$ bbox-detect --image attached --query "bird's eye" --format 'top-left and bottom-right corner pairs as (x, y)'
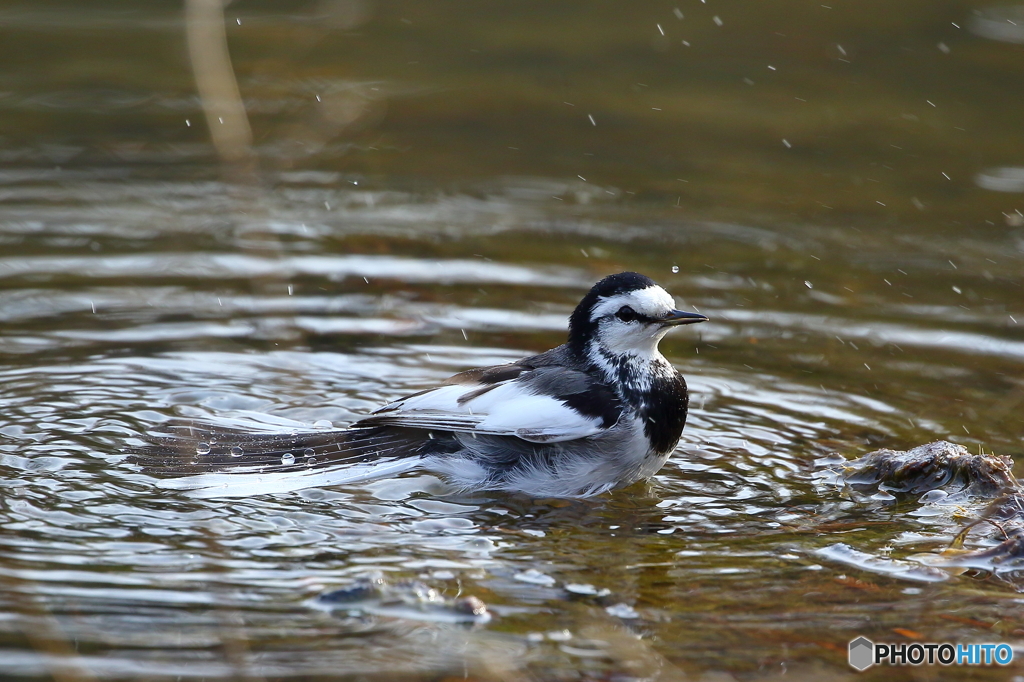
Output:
(615, 305), (638, 322)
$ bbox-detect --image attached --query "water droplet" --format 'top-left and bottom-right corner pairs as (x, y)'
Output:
(920, 489), (948, 504)
(306, 456), (318, 466)
(196, 442), (211, 455)
(671, 265), (679, 273)
(281, 453), (296, 465)
(209, 436), (217, 444)
(303, 448), (315, 457)
(230, 446), (244, 457)
(313, 419), (333, 430)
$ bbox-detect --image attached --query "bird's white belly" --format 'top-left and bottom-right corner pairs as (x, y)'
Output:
(424, 416), (670, 498)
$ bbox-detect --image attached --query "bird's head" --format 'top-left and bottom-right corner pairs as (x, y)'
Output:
(568, 272), (708, 360)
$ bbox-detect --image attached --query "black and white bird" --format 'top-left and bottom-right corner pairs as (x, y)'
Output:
(139, 272), (708, 499)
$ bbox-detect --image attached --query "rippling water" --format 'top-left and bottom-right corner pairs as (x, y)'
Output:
(3, 1), (1024, 680)
(3, 173), (1022, 679)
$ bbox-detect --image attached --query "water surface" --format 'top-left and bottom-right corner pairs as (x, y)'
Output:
(2, 1), (1024, 680)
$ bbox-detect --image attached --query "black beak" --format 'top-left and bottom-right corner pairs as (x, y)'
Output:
(662, 309), (709, 326)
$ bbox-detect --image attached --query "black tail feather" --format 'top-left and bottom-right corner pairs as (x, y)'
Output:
(124, 421), (454, 477)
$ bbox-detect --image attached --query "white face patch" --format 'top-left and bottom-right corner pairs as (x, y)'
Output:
(588, 285), (679, 358)
(589, 285), (676, 321)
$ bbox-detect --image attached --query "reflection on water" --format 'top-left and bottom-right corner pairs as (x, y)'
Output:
(2, 1), (1024, 680)
(970, 5), (1024, 44)
(976, 166), (1024, 194)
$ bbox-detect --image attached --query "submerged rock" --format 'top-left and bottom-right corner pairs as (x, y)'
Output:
(842, 441), (1017, 499)
(315, 574), (491, 624)
(826, 441), (1024, 587)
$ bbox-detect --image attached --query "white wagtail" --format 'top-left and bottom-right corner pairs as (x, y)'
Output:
(147, 272), (708, 498)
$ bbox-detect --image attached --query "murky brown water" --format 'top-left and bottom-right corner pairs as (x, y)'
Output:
(2, 1), (1024, 680)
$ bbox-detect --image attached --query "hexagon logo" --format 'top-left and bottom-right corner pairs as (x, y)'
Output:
(848, 636), (875, 671)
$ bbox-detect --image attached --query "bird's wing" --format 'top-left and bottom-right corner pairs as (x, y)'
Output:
(356, 365), (622, 444)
